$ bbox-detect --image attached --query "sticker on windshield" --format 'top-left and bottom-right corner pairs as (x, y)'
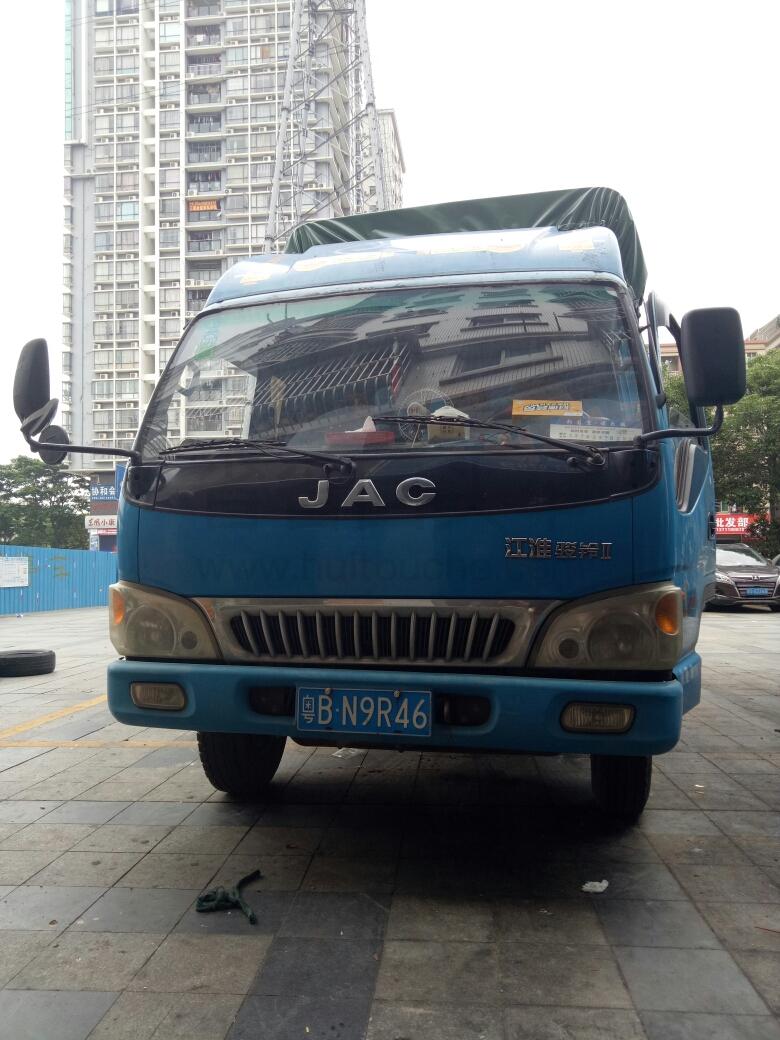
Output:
(549, 423), (642, 442)
(513, 400), (583, 417)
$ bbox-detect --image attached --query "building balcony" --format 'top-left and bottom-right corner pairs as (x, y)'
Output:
(186, 242), (223, 255)
(186, 93), (225, 109)
(187, 181), (225, 196)
(187, 147), (224, 165)
(187, 122), (223, 136)
(186, 63), (224, 80)
(186, 31), (223, 49)
(186, 2), (223, 18)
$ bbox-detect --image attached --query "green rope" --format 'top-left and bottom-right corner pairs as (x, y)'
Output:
(196, 869), (262, 925)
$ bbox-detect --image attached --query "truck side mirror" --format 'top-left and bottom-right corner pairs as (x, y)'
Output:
(679, 308), (746, 407)
(14, 338), (55, 428)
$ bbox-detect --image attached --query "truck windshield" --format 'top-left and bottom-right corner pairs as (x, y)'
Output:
(136, 282), (649, 461)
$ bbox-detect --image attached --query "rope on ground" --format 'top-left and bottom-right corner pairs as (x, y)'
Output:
(195, 868), (262, 925)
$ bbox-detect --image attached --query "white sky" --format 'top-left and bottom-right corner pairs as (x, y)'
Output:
(1, 0), (777, 462)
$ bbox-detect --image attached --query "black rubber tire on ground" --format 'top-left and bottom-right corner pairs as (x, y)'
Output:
(769, 604), (780, 612)
(197, 731), (286, 799)
(0, 650), (56, 678)
(590, 754), (652, 820)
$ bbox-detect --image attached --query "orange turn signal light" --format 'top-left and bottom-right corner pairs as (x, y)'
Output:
(654, 591), (681, 636)
(110, 586), (126, 626)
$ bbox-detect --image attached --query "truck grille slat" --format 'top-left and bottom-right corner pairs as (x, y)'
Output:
(222, 603), (524, 666)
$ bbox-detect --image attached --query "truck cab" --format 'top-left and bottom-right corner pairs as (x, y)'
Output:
(13, 187), (746, 818)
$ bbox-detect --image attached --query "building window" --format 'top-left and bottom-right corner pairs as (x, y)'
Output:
(160, 110), (181, 129)
(117, 83), (140, 103)
(117, 229), (139, 249)
(116, 260), (139, 280)
(95, 232), (114, 251)
(95, 202), (114, 222)
(160, 228), (180, 249)
(116, 142), (139, 161)
(94, 261), (113, 281)
(225, 193), (248, 212)
(117, 171), (139, 191)
(94, 56), (114, 76)
(160, 22), (181, 44)
(117, 25), (139, 46)
(116, 55), (139, 75)
(226, 105), (248, 125)
(117, 319), (138, 338)
(160, 317), (181, 337)
(160, 169), (181, 190)
(226, 165), (248, 185)
(117, 201), (139, 222)
(117, 113), (140, 134)
(227, 224), (248, 245)
(94, 321), (114, 339)
(116, 289), (138, 308)
(160, 258), (181, 279)
(160, 197), (179, 217)
(160, 80), (181, 102)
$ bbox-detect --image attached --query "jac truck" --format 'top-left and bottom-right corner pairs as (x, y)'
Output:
(13, 187), (746, 818)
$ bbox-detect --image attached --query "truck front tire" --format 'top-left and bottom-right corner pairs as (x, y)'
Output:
(197, 732), (286, 799)
(590, 754), (652, 820)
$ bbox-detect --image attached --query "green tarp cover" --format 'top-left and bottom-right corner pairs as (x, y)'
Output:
(285, 186), (647, 300)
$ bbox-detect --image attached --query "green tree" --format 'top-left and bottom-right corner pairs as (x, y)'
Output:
(0, 457), (90, 549)
(664, 349), (780, 556)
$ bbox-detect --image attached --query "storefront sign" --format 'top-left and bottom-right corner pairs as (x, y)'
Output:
(85, 516), (118, 532)
(715, 513), (760, 534)
(90, 484), (117, 501)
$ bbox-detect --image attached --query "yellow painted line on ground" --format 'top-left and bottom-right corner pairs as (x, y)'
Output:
(0, 694), (107, 742)
(0, 738), (197, 749)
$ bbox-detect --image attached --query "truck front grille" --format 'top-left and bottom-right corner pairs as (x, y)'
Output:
(197, 598), (557, 669)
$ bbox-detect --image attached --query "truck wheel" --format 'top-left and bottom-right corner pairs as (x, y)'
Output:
(197, 732), (286, 799)
(591, 754), (652, 820)
(0, 650), (56, 678)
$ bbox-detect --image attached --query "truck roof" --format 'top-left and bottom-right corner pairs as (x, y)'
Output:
(284, 187), (645, 299)
(206, 188), (645, 310)
(207, 224), (633, 311)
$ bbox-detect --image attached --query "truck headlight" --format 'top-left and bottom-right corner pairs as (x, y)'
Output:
(531, 584), (682, 671)
(109, 582), (220, 660)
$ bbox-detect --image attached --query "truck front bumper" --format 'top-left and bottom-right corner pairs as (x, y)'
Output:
(107, 653), (701, 757)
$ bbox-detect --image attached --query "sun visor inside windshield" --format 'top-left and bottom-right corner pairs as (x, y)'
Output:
(285, 186), (647, 301)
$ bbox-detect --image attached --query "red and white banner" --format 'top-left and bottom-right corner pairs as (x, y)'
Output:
(715, 513), (760, 534)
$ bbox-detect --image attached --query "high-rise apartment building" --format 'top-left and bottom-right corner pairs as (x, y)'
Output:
(378, 110), (404, 210)
(63, 0), (402, 472)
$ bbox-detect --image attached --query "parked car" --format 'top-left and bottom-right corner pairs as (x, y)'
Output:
(709, 543), (780, 610)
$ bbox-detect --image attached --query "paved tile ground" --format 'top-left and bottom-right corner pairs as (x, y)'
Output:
(0, 605), (779, 1038)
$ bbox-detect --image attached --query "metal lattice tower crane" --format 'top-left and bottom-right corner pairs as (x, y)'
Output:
(264, 0), (387, 251)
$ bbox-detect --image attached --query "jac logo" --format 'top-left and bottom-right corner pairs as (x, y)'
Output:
(298, 477), (436, 510)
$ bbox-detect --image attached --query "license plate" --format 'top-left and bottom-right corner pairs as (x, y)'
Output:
(296, 688), (432, 737)
(744, 587), (769, 597)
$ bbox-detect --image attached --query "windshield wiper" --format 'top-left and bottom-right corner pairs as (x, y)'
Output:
(158, 438), (354, 476)
(372, 415), (607, 466)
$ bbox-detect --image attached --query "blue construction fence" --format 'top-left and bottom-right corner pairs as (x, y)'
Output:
(0, 545), (117, 616)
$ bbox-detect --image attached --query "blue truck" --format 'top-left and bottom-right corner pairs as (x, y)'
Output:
(13, 187), (746, 818)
